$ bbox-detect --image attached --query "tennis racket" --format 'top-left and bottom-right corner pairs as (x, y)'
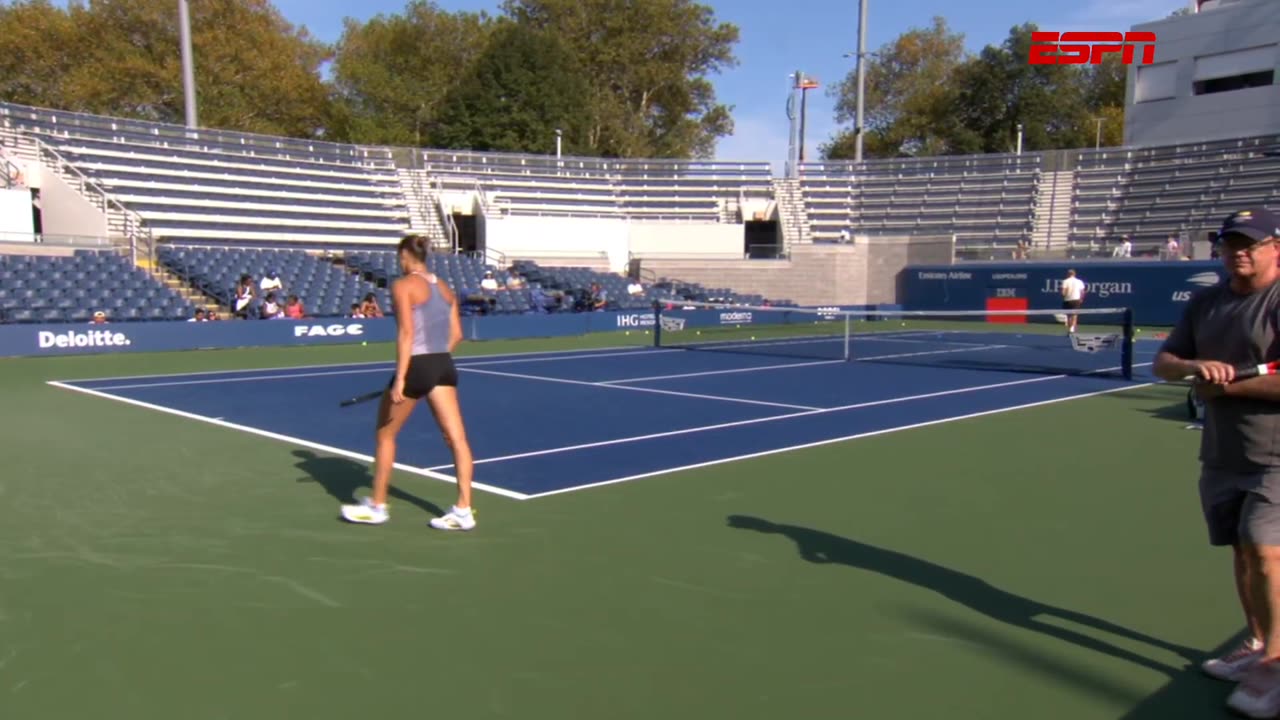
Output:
(1182, 360), (1280, 382)
(339, 389), (385, 407)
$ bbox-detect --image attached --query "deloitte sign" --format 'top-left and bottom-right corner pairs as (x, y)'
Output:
(38, 328), (131, 350)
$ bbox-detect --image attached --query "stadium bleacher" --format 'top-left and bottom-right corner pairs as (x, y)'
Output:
(1, 102), (411, 245)
(158, 245), (390, 319)
(420, 149), (772, 222)
(798, 153), (1042, 249)
(0, 249), (194, 323)
(1070, 133), (1280, 249)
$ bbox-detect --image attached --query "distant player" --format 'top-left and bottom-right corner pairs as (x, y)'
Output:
(341, 234), (477, 531)
(1060, 269), (1085, 333)
(1152, 207), (1280, 718)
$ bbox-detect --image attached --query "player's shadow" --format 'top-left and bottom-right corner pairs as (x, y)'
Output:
(727, 514), (1201, 676)
(292, 449), (445, 518)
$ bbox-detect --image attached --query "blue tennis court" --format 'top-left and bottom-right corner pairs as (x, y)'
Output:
(49, 328), (1163, 500)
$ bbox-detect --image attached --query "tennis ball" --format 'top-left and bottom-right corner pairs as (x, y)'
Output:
(625, 331), (631, 336)
(361, 341), (367, 346)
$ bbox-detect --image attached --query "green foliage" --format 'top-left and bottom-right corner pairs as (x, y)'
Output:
(430, 21), (590, 154)
(824, 21), (1132, 159)
(0, 0), (332, 138)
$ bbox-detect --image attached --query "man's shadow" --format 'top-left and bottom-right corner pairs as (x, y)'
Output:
(727, 515), (1201, 676)
(293, 450), (444, 518)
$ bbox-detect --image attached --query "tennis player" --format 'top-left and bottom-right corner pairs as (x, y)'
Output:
(1153, 207), (1280, 718)
(341, 234), (477, 531)
(1060, 269), (1085, 333)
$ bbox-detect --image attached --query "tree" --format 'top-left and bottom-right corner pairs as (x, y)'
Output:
(500, 0), (739, 158)
(0, 0), (333, 138)
(822, 16), (968, 159)
(329, 0), (492, 146)
(430, 21), (591, 154)
(949, 23), (1094, 154)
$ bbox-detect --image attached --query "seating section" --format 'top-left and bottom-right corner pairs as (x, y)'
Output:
(420, 150), (772, 222)
(1070, 134), (1280, 245)
(0, 250), (194, 323)
(1, 102), (411, 245)
(798, 154), (1042, 248)
(158, 245), (389, 319)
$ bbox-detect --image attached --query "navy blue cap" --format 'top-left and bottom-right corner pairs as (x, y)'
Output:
(1217, 207), (1280, 244)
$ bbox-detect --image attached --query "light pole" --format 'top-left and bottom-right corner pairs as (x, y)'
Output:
(555, 128), (562, 159)
(178, 0), (197, 129)
(1095, 117), (1103, 149)
(854, 0), (868, 162)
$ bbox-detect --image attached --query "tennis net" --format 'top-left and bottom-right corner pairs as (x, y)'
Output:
(651, 301), (1136, 379)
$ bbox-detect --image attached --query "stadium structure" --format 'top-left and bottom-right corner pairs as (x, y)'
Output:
(0, 0), (1276, 323)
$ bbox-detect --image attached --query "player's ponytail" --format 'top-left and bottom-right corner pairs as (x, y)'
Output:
(398, 234), (429, 263)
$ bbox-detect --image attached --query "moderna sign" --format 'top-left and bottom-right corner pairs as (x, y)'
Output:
(1029, 32), (1156, 65)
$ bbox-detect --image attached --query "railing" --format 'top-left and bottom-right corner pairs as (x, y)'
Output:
(32, 136), (155, 269)
(0, 100), (389, 167)
(0, 230), (113, 247)
(0, 154), (22, 189)
(431, 176), (459, 254)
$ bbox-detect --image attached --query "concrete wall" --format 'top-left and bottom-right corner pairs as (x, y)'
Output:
(0, 188), (33, 241)
(638, 235), (954, 306)
(1125, 0), (1280, 146)
(36, 170), (108, 239)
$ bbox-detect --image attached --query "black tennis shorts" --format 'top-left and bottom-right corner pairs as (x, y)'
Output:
(1062, 299), (1082, 310)
(391, 353), (458, 399)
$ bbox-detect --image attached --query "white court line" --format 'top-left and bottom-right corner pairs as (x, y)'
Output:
(523, 379), (1156, 500)
(458, 366), (822, 411)
(45, 381), (529, 501)
(424, 367), (1146, 471)
(80, 348), (688, 392)
(51, 343), (666, 385)
(599, 358), (848, 384)
(597, 345), (1008, 385)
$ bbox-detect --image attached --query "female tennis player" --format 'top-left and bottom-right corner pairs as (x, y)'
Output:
(341, 235), (476, 530)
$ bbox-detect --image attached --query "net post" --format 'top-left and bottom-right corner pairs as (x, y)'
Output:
(1121, 308), (1134, 380)
(843, 312), (851, 361)
(652, 300), (663, 348)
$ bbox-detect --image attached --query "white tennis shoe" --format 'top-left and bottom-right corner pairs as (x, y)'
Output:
(1204, 637), (1265, 681)
(341, 497), (389, 525)
(429, 506), (476, 531)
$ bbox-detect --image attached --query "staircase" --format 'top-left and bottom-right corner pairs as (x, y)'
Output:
(718, 196), (740, 223)
(1031, 170), (1075, 254)
(771, 177), (812, 249)
(396, 169), (450, 250)
(152, 261), (227, 318)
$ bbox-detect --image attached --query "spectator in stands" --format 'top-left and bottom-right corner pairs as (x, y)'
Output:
(351, 303), (365, 319)
(260, 292), (284, 319)
(627, 278), (645, 296)
(359, 293), (383, 318)
(233, 274), (255, 319)
(188, 309), (207, 322)
(260, 270), (284, 294)
(1113, 235), (1132, 258)
(505, 270), (525, 290)
(590, 283), (607, 311)
(90, 310), (108, 324)
(1014, 238), (1030, 260)
(480, 270), (500, 292)
(284, 294), (305, 319)
(1165, 235), (1182, 260)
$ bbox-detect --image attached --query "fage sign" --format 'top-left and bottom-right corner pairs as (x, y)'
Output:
(1029, 32), (1156, 65)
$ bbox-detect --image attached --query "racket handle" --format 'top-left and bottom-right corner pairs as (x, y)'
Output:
(1183, 361), (1280, 382)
